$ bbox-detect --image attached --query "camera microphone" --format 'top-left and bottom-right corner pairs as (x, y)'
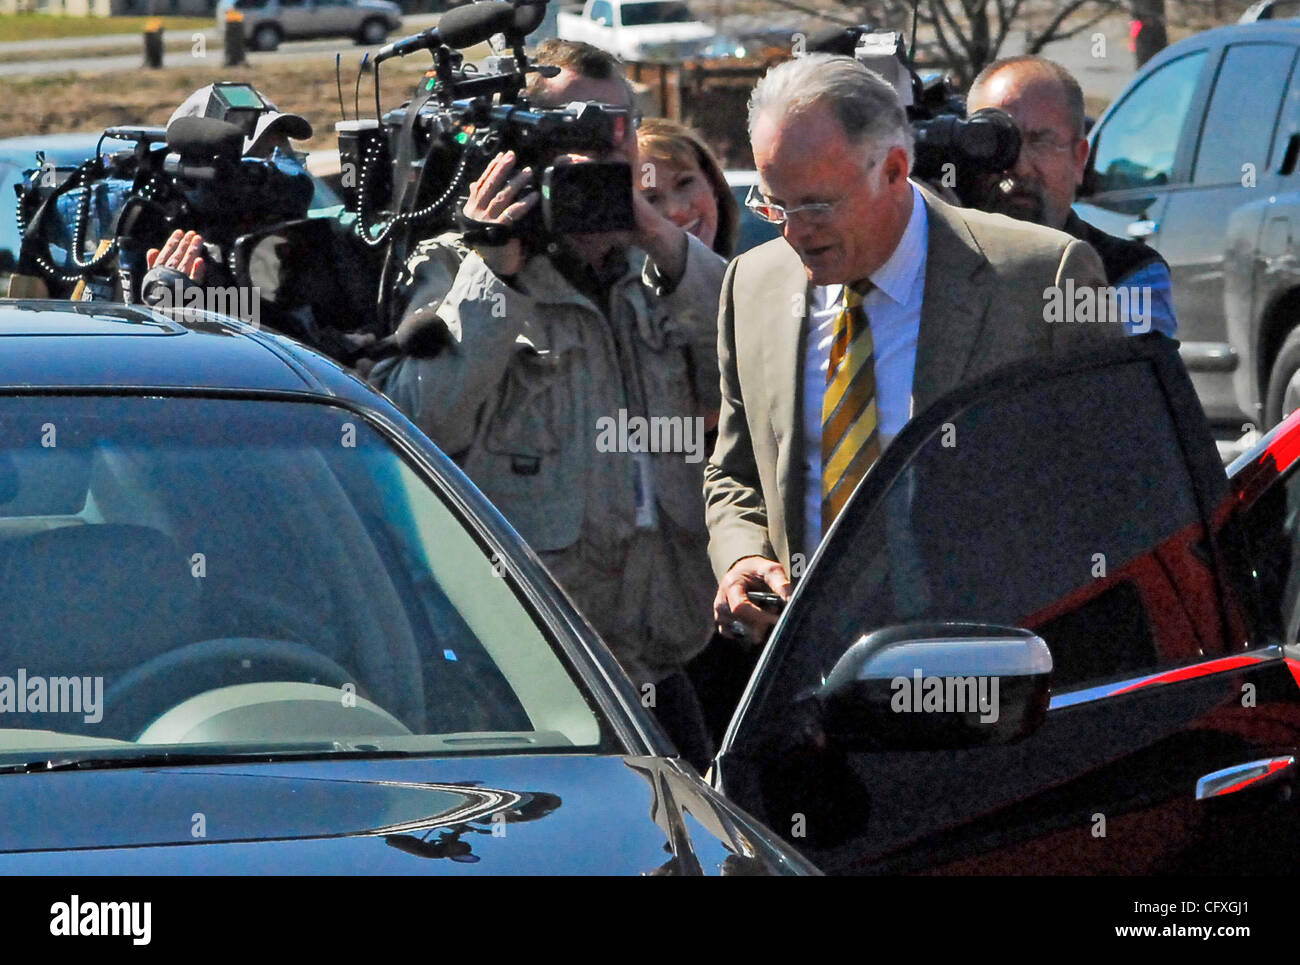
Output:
(373, 1), (517, 64)
(511, 0), (548, 36)
(165, 116), (244, 162)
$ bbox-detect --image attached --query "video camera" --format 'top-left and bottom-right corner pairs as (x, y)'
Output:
(13, 81), (314, 302)
(810, 26), (1021, 205)
(340, 0), (634, 264)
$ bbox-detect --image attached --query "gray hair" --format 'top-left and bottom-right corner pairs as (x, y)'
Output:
(747, 53), (914, 168)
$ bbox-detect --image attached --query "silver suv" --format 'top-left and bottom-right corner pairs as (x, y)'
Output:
(217, 0), (403, 52)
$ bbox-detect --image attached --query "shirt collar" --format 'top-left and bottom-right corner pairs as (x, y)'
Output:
(866, 182), (928, 306)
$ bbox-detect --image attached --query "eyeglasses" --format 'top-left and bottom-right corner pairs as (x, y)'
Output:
(744, 183), (840, 225)
(1020, 131), (1078, 158)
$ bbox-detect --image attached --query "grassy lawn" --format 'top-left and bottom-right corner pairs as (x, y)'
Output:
(0, 14), (211, 43)
(0, 53), (445, 153)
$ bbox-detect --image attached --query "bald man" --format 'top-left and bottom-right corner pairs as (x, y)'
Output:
(966, 56), (1177, 338)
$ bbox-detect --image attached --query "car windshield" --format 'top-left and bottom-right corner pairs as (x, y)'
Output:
(0, 395), (608, 766)
(622, 2), (694, 26)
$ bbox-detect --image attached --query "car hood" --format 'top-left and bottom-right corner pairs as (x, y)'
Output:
(0, 753), (814, 874)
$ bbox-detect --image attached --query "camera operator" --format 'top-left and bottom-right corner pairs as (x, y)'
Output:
(371, 40), (726, 771)
(965, 56), (1177, 337)
(143, 84), (315, 287)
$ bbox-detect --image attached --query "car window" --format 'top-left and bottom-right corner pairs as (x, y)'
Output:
(1193, 43), (1297, 186)
(1092, 51), (1207, 192)
(0, 395), (608, 762)
(590, 0), (613, 25)
(761, 357), (1229, 708)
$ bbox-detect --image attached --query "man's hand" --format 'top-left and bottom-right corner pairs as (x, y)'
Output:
(714, 555), (791, 643)
(146, 229), (206, 283)
(631, 187), (689, 285)
(463, 150), (539, 278)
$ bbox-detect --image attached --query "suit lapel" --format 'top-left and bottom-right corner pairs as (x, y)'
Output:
(912, 190), (995, 416)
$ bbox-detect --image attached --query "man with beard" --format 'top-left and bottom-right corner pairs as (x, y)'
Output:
(966, 56), (1177, 337)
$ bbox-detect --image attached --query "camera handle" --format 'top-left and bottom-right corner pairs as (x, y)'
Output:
(455, 209), (520, 247)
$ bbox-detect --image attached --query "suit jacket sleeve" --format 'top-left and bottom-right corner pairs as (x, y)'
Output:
(703, 257), (777, 579)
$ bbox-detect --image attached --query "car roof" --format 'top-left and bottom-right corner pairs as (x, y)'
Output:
(0, 299), (380, 406)
(1157, 17), (1300, 52)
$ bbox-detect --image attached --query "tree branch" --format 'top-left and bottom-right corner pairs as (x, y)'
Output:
(1031, 5), (1122, 49)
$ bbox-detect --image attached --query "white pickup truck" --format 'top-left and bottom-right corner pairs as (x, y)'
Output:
(555, 0), (715, 61)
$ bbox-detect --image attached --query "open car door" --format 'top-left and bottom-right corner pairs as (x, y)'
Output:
(715, 335), (1300, 874)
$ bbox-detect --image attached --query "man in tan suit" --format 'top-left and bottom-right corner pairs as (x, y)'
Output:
(706, 53), (1120, 640)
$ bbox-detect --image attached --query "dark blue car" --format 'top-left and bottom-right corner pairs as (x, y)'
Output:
(0, 299), (815, 875)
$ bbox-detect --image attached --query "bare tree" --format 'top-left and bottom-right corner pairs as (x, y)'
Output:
(761, 0), (1133, 86)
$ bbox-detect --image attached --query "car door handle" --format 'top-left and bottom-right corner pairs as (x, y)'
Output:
(1126, 219), (1158, 240)
(1195, 756), (1294, 800)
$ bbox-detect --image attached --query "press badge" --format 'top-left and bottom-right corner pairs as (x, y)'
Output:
(634, 452), (658, 529)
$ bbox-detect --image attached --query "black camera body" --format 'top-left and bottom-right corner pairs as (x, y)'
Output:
(14, 114), (313, 302)
(341, 27), (636, 255)
(811, 26), (1022, 205)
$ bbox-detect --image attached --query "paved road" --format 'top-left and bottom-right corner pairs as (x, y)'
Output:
(0, 13), (440, 77)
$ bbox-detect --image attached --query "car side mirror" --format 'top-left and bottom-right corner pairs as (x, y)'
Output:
(814, 622), (1051, 752)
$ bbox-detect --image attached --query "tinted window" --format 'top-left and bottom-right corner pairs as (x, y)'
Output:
(1194, 43), (1297, 186)
(765, 359), (1227, 705)
(1092, 52), (1207, 192)
(0, 396), (607, 760)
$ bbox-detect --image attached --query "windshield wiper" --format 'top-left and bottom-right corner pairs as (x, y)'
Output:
(0, 743), (350, 774)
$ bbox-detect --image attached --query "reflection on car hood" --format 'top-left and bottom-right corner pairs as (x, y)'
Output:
(0, 753), (814, 875)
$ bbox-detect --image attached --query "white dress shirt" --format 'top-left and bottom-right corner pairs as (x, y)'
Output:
(803, 182), (929, 556)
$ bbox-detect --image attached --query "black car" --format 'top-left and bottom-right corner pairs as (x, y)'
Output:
(2, 300), (1297, 875)
(713, 334), (1300, 874)
(0, 299), (814, 875)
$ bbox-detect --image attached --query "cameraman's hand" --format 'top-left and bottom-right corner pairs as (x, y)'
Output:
(146, 229), (206, 284)
(630, 189), (689, 285)
(464, 150), (538, 278)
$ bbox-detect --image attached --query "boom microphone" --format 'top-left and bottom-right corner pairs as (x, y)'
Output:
(511, 0), (548, 37)
(373, 1), (517, 64)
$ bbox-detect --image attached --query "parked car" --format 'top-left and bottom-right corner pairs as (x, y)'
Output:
(0, 298), (814, 875)
(556, 0), (714, 62)
(217, 0), (403, 51)
(712, 334), (1300, 874)
(1075, 19), (1300, 433)
(0, 133), (344, 283)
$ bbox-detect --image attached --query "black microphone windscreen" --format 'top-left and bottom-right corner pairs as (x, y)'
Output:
(808, 27), (858, 56)
(439, 1), (517, 48)
(512, 0), (548, 36)
(166, 116), (244, 160)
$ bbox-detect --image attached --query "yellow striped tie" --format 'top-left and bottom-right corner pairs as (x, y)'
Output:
(822, 283), (881, 532)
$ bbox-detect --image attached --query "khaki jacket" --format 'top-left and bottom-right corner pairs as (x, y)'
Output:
(703, 187), (1122, 581)
(375, 233), (726, 680)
